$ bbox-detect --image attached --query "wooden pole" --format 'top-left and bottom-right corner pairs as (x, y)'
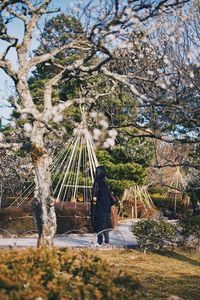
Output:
(135, 193), (138, 220)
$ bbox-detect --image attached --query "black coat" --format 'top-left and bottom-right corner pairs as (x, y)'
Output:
(91, 177), (115, 232)
(92, 179), (113, 216)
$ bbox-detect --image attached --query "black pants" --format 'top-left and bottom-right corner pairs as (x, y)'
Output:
(95, 214), (112, 245)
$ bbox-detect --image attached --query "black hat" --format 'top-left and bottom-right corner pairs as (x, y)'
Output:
(95, 165), (106, 179)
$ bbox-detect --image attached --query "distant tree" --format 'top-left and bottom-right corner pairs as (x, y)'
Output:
(97, 148), (148, 196)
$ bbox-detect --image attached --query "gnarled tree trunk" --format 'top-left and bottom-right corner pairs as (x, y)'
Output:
(31, 121), (57, 247)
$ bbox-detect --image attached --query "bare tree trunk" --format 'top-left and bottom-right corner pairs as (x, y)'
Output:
(31, 121), (57, 247)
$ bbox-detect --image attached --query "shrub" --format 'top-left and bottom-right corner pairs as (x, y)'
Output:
(149, 187), (190, 219)
(0, 202), (119, 235)
(0, 248), (141, 300)
(179, 215), (200, 251)
(0, 205), (35, 235)
(55, 202), (91, 233)
(131, 219), (177, 253)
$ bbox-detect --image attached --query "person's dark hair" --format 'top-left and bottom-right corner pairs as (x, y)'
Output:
(95, 165), (106, 180)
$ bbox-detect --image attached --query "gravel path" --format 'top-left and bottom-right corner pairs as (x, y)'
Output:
(0, 219), (138, 249)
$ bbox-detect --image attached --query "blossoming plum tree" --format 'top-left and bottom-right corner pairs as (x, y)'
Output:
(0, 0), (190, 246)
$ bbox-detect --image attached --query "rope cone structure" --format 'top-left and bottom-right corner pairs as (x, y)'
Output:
(53, 106), (99, 204)
(164, 166), (188, 214)
(9, 106), (99, 207)
(121, 186), (156, 219)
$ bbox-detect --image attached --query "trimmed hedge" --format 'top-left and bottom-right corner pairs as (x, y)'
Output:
(0, 248), (141, 300)
(0, 203), (118, 235)
(55, 202), (91, 233)
(0, 205), (34, 235)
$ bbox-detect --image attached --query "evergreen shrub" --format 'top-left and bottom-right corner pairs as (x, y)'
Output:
(0, 248), (141, 300)
(179, 215), (200, 251)
(131, 219), (177, 253)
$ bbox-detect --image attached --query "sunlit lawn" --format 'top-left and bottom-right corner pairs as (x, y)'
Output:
(99, 249), (200, 300)
(0, 247), (199, 299)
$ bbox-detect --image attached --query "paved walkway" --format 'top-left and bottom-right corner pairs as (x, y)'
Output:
(0, 219), (138, 249)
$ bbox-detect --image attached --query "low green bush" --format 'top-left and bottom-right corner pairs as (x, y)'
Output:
(131, 219), (177, 253)
(179, 214), (200, 251)
(0, 248), (141, 300)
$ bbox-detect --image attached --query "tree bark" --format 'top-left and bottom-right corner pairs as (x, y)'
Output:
(31, 121), (57, 247)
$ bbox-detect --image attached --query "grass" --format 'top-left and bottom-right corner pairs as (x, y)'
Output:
(0, 247), (199, 299)
(99, 249), (200, 300)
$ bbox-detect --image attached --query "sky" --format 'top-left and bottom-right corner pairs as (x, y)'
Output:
(0, 0), (76, 125)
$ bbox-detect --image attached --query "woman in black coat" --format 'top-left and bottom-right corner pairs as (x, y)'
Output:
(91, 166), (115, 245)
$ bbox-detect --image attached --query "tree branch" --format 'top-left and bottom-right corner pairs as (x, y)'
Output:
(0, 59), (18, 82)
(0, 142), (22, 150)
(29, 43), (90, 68)
(101, 66), (144, 101)
(7, 7), (27, 22)
(0, 0), (34, 12)
(43, 68), (67, 111)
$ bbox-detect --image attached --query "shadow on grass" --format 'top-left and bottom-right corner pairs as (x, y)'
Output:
(156, 249), (200, 267)
(139, 273), (200, 300)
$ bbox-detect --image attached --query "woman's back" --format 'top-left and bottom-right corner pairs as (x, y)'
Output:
(95, 179), (112, 216)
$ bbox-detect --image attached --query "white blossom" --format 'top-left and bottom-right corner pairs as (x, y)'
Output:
(169, 35), (176, 43)
(51, 107), (58, 116)
(10, 121), (16, 128)
(93, 28), (99, 34)
(140, 95), (148, 101)
(103, 141), (110, 149)
(107, 34), (116, 42)
(84, 130), (92, 140)
(0, 132), (4, 142)
(44, 110), (52, 120)
(141, 36), (148, 43)
(90, 111), (98, 119)
(158, 82), (167, 89)
(99, 119), (109, 129)
(93, 128), (102, 140)
(124, 8), (132, 15)
(58, 103), (66, 111)
(147, 70), (154, 76)
(165, 79), (171, 86)
(53, 114), (63, 123)
(12, 144), (19, 151)
(108, 129), (117, 138)
(21, 113), (28, 120)
(98, 112), (105, 118)
(189, 71), (194, 79)
(187, 50), (194, 60)
(163, 57), (170, 65)
(24, 123), (32, 133)
(103, 138), (115, 148)
(130, 16), (140, 24)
